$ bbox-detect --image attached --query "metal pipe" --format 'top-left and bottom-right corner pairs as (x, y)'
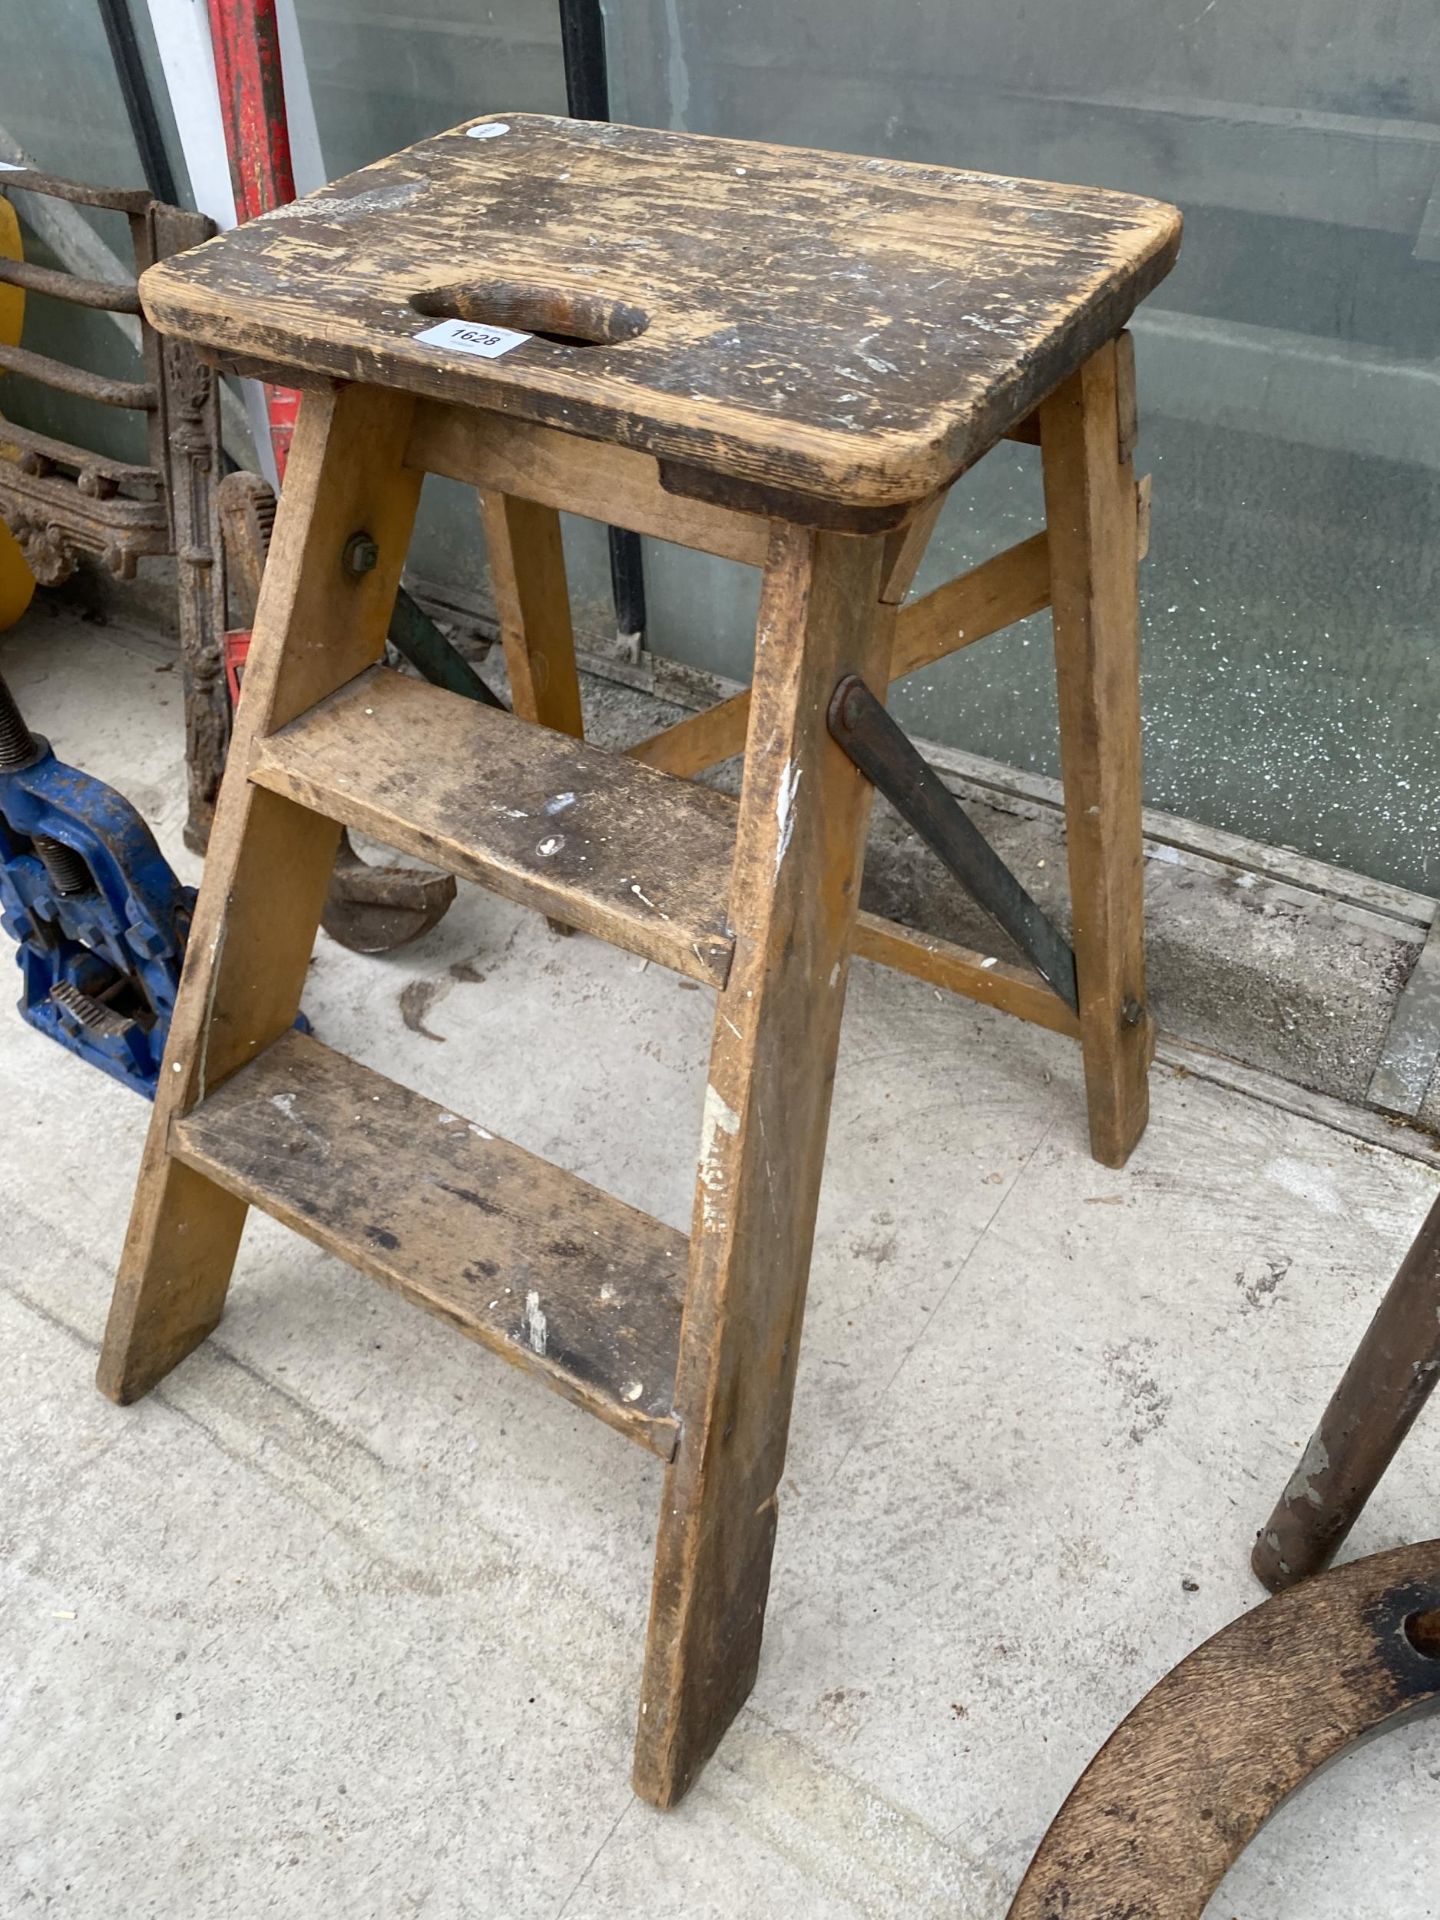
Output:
(206, 0), (297, 220)
(560, 0), (609, 119)
(607, 525), (646, 646)
(0, 257), (141, 313)
(0, 165), (152, 214)
(0, 341), (156, 409)
(96, 0), (181, 204)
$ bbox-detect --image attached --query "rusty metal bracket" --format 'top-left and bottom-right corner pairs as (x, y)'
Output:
(827, 674), (1079, 1011)
(0, 174), (228, 848)
(0, 339), (155, 409)
(1008, 1539), (1440, 1919)
(0, 456), (169, 583)
(0, 419), (159, 496)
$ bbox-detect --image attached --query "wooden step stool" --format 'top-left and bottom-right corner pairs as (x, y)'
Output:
(100, 116), (1181, 1806)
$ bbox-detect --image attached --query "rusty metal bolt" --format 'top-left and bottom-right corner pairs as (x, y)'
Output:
(828, 673), (868, 738)
(342, 531), (380, 576)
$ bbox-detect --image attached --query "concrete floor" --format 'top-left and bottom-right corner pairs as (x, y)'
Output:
(3, 606), (1439, 1917)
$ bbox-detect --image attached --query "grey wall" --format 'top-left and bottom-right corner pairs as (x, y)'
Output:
(2, 0), (1436, 891)
(612, 0), (1440, 896)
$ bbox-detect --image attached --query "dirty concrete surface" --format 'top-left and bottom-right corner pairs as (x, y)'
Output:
(2, 603), (1439, 1917)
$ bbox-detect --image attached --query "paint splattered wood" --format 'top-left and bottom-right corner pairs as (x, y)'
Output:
(1008, 1539), (1440, 1918)
(172, 1029), (686, 1456)
(98, 384), (422, 1405)
(1040, 338), (1152, 1166)
(138, 114), (1180, 515)
(250, 665), (737, 986)
(407, 401), (772, 563)
(634, 524), (891, 1807)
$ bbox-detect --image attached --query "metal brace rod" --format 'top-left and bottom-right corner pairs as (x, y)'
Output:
(828, 675), (1079, 1012)
(0, 256), (141, 313)
(0, 165), (153, 214)
(0, 341), (156, 410)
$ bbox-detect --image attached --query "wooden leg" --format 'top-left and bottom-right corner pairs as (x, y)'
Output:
(1039, 334), (1151, 1168)
(97, 385), (423, 1403)
(1253, 1190), (1440, 1592)
(632, 524), (890, 1808)
(480, 492), (583, 737)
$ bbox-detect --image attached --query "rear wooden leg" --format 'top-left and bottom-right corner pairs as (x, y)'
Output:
(97, 385), (423, 1403)
(480, 492), (583, 737)
(632, 524), (890, 1808)
(1040, 333), (1152, 1168)
(481, 492), (584, 936)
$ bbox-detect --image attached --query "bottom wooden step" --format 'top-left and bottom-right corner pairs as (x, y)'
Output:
(171, 1031), (686, 1456)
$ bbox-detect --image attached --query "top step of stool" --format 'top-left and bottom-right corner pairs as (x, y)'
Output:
(138, 115), (1181, 518)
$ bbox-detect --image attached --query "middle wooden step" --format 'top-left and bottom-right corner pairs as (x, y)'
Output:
(251, 666), (738, 986)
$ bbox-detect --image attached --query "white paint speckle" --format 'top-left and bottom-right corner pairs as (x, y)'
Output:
(1293, 1429), (1331, 1506)
(467, 121), (511, 139)
(544, 792), (577, 815)
(631, 883), (669, 918)
(698, 1083), (741, 1228)
(270, 1092), (297, 1115)
(622, 1381), (644, 1402)
(536, 835), (565, 858)
(774, 761), (802, 874)
(270, 180), (421, 221)
(523, 1290), (548, 1356)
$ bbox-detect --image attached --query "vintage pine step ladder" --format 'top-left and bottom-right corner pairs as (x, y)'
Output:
(100, 117), (1181, 1806)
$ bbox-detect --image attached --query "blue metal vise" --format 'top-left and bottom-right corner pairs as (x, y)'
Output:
(0, 670), (194, 1097)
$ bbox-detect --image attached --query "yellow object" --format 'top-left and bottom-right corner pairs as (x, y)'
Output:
(0, 192), (22, 346)
(0, 519), (32, 628)
(0, 190), (35, 626)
